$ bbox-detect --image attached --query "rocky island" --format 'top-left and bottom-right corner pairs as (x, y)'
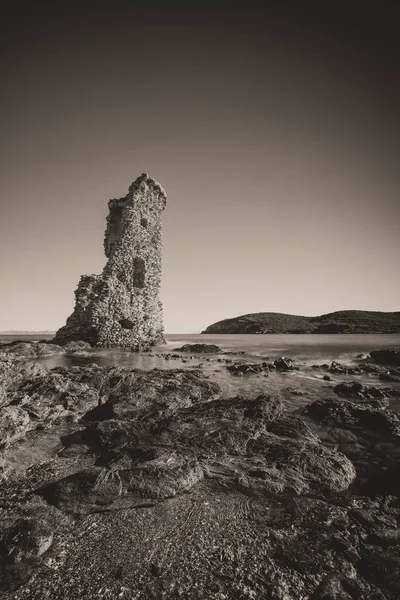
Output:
(202, 310), (400, 334)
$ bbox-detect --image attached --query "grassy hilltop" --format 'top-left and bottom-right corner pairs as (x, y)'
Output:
(202, 310), (400, 334)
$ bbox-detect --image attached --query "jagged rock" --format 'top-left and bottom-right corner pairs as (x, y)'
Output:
(1, 359), (48, 408)
(329, 361), (361, 375)
(0, 342), (65, 357)
(274, 357), (297, 371)
(358, 363), (391, 375)
(370, 348), (400, 366)
(0, 365), (101, 446)
(174, 344), (222, 353)
(83, 368), (221, 423)
(379, 372), (400, 383)
(54, 174), (167, 349)
(0, 406), (30, 448)
(227, 362), (272, 375)
(305, 398), (400, 435)
(333, 381), (400, 401)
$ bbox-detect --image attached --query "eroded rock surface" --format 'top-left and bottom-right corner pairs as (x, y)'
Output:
(1, 358), (400, 598)
(39, 392), (355, 516)
(54, 174), (167, 349)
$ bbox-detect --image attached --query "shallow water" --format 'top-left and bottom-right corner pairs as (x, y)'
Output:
(5, 333), (398, 412)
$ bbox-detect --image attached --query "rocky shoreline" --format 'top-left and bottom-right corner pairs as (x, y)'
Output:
(1, 342), (400, 598)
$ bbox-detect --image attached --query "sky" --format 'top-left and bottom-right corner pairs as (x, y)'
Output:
(1, 1), (399, 333)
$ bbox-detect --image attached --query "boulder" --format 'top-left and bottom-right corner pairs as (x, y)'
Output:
(274, 357), (297, 371)
(174, 344), (222, 353)
(227, 362), (271, 375)
(370, 348), (400, 366)
(0, 517), (53, 563)
(333, 381), (399, 401)
(329, 361), (361, 375)
(305, 398), (400, 436)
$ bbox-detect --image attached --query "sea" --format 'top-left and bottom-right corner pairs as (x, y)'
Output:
(2, 333), (400, 411)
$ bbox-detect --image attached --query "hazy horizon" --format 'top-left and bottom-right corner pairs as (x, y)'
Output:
(1, 3), (399, 333)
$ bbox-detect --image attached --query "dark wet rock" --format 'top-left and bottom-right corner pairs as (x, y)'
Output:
(379, 372), (400, 383)
(358, 362), (391, 375)
(333, 381), (399, 401)
(305, 398), (400, 435)
(323, 375), (332, 381)
(174, 344), (222, 353)
(356, 353), (370, 360)
(227, 362), (272, 375)
(286, 387), (306, 396)
(0, 342), (65, 357)
(370, 347), (400, 366)
(358, 546), (400, 596)
(367, 529), (400, 547)
(274, 356), (297, 371)
(329, 361), (362, 375)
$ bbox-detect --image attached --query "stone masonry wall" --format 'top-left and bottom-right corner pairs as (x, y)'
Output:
(54, 174), (166, 349)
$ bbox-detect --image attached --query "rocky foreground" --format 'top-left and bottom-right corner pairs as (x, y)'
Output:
(0, 343), (400, 599)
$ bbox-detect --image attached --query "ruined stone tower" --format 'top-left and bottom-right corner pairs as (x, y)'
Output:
(55, 174), (166, 349)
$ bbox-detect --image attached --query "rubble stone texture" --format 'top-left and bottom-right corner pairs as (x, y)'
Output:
(55, 174), (166, 349)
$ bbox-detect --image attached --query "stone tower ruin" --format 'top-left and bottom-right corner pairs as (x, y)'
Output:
(55, 173), (166, 349)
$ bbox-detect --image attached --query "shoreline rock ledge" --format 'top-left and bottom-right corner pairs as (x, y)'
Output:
(54, 174), (167, 349)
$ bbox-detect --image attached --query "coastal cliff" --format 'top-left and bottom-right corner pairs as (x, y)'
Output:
(55, 174), (166, 349)
(202, 310), (400, 334)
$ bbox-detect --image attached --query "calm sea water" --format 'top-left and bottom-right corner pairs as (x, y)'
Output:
(2, 333), (400, 411)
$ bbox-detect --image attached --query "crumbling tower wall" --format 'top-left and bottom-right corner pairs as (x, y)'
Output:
(54, 173), (166, 349)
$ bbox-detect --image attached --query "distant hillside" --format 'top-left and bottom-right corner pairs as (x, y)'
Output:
(0, 331), (55, 335)
(202, 311), (400, 334)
